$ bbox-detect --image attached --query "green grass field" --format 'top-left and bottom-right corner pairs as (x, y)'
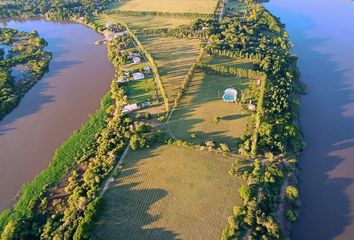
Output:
(92, 144), (243, 240)
(167, 69), (250, 148)
(224, 0), (248, 15)
(138, 34), (200, 106)
(201, 54), (255, 70)
(115, 0), (218, 14)
(125, 78), (157, 104)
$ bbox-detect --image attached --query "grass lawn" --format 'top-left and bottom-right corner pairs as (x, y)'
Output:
(98, 13), (195, 30)
(138, 34), (200, 106)
(167, 69), (251, 148)
(225, 0), (248, 15)
(201, 54), (255, 70)
(125, 78), (156, 104)
(114, 0), (218, 14)
(92, 144), (243, 240)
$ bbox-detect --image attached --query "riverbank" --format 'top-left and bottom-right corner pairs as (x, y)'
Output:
(0, 19), (115, 211)
(264, 0), (354, 238)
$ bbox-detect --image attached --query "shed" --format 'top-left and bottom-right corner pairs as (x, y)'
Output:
(133, 72), (144, 80)
(122, 104), (138, 113)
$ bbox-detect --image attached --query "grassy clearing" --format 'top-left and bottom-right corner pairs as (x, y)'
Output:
(138, 34), (200, 106)
(97, 13), (194, 30)
(125, 78), (156, 104)
(167, 69), (250, 148)
(92, 144), (243, 240)
(225, 0), (248, 15)
(201, 54), (255, 70)
(114, 0), (218, 14)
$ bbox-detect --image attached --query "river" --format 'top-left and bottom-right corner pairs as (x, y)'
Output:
(0, 19), (114, 211)
(264, 0), (354, 239)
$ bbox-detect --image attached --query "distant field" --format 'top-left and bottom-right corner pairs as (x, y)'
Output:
(98, 13), (194, 30)
(115, 0), (218, 14)
(125, 78), (157, 104)
(93, 144), (243, 240)
(138, 34), (200, 106)
(201, 54), (255, 70)
(168, 69), (250, 148)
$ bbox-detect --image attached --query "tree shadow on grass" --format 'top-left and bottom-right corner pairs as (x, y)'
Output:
(93, 148), (179, 240)
(167, 70), (250, 149)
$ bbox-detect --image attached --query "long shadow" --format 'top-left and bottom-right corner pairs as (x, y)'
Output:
(93, 147), (179, 240)
(264, 3), (354, 239)
(168, 69), (250, 148)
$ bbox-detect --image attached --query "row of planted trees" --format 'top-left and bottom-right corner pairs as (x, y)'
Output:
(121, 22), (170, 112)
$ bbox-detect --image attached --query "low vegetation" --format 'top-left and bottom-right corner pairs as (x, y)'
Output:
(92, 144), (244, 240)
(167, 69), (251, 148)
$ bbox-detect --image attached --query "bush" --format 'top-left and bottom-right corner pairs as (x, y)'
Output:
(285, 185), (299, 203)
(286, 210), (298, 222)
(212, 116), (221, 123)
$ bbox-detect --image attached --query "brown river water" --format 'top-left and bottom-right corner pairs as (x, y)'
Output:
(264, 0), (354, 239)
(0, 19), (114, 211)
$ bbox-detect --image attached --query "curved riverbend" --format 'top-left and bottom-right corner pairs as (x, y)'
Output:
(264, 0), (354, 239)
(0, 19), (114, 211)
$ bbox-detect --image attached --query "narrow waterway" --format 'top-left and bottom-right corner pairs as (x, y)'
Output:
(0, 19), (114, 211)
(264, 0), (354, 239)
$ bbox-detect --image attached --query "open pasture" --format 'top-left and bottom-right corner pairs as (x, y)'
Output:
(92, 144), (243, 240)
(167, 69), (251, 148)
(201, 54), (255, 70)
(98, 13), (194, 30)
(114, 0), (218, 14)
(138, 34), (200, 106)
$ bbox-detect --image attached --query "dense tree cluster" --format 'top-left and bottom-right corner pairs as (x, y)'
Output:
(223, 158), (290, 239)
(0, 0), (113, 20)
(195, 0), (303, 155)
(0, 28), (51, 120)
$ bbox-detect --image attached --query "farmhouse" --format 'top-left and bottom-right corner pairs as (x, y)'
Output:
(143, 66), (151, 73)
(133, 72), (144, 80)
(133, 56), (141, 64)
(248, 101), (256, 111)
(122, 103), (138, 113)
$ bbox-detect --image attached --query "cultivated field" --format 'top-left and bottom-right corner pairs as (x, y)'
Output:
(98, 13), (194, 30)
(167, 69), (250, 148)
(93, 144), (243, 240)
(201, 54), (255, 70)
(138, 34), (200, 106)
(115, 0), (218, 14)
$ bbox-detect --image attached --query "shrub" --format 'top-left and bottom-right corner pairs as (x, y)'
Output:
(212, 116), (221, 123)
(286, 210), (298, 222)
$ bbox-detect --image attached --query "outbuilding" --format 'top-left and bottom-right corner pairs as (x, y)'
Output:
(132, 72), (145, 80)
(122, 103), (138, 113)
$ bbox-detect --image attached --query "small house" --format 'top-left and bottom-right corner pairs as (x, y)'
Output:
(248, 101), (256, 111)
(133, 72), (145, 80)
(122, 103), (138, 113)
(133, 56), (141, 64)
(141, 101), (151, 108)
(143, 66), (151, 73)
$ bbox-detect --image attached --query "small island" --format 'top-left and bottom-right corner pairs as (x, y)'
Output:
(0, 28), (51, 120)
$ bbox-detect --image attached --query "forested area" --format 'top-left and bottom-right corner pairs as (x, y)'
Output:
(0, 28), (51, 120)
(0, 0), (113, 20)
